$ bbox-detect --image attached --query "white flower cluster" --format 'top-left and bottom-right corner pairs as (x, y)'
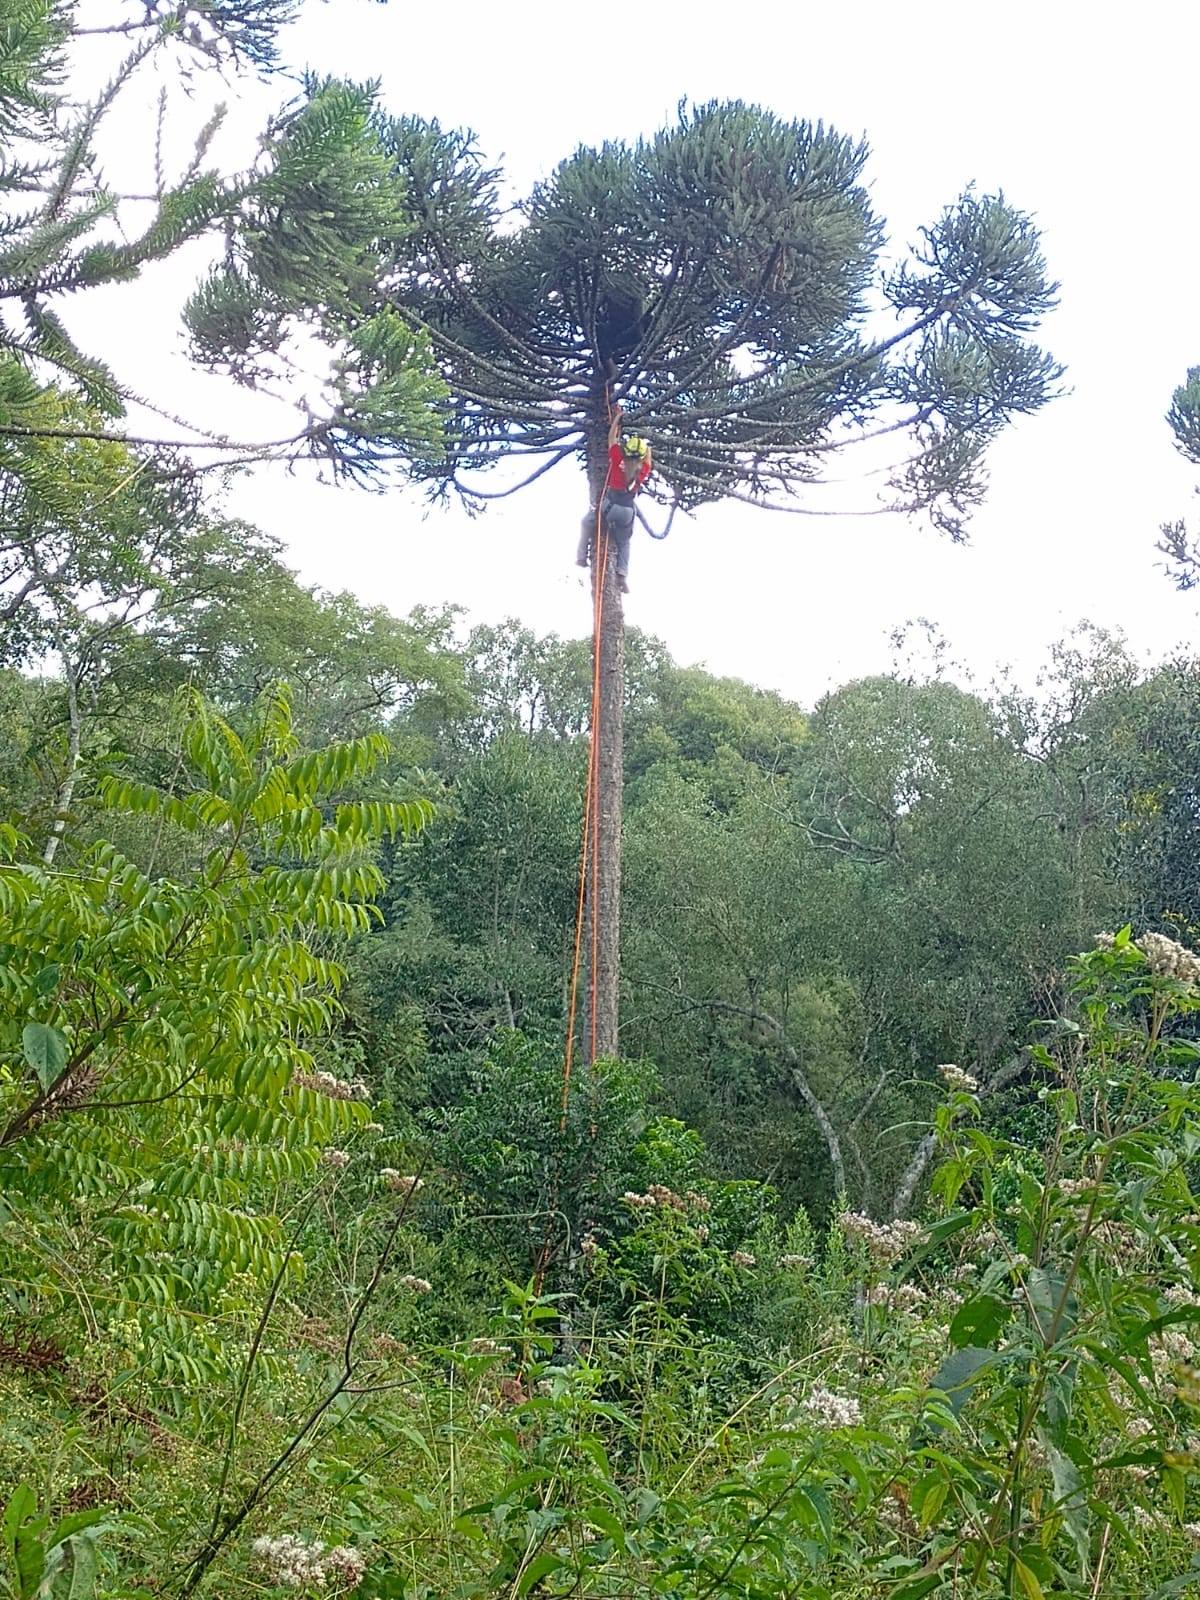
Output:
(380, 1171), (423, 1197)
(838, 1210), (922, 1265)
(398, 1274), (432, 1295)
(779, 1253), (812, 1269)
(292, 1069), (369, 1102)
(251, 1535), (366, 1590)
(1137, 931), (1200, 984)
(622, 1186), (712, 1213)
(322, 1149), (351, 1169)
(1057, 1177), (1095, 1198)
(1151, 1325), (1195, 1374)
(1093, 1219), (1140, 1258)
(938, 1063), (979, 1093)
(801, 1384), (862, 1428)
(867, 1282), (926, 1311)
(730, 1250), (757, 1268)
(1095, 930), (1200, 984)
(1164, 1284), (1199, 1309)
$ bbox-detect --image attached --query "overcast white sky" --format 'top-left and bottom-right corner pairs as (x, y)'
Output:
(75, 0), (1200, 705)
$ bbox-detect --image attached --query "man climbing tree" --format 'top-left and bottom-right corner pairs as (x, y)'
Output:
(374, 99), (1062, 1063)
(577, 406), (653, 593)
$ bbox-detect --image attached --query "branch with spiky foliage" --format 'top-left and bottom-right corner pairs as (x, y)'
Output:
(0, 4), (442, 481)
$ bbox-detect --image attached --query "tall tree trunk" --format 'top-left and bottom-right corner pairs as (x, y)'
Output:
(583, 426), (623, 1063)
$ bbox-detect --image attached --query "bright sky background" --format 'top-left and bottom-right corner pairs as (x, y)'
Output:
(74, 0), (1200, 707)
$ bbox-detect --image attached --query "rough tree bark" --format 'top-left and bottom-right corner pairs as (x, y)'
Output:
(583, 411), (624, 1064)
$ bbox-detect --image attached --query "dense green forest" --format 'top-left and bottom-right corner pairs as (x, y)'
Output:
(5, 4), (1200, 1598)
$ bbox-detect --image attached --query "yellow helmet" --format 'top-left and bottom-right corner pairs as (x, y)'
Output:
(621, 434), (649, 459)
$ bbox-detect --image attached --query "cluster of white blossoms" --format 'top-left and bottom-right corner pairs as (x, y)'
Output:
(1139, 932), (1200, 983)
(730, 1250), (757, 1268)
(1092, 1219), (1141, 1259)
(621, 1186), (711, 1213)
(866, 1282), (927, 1311)
(398, 1274), (432, 1295)
(1095, 930), (1200, 984)
(292, 1069), (369, 1102)
(838, 1211), (922, 1265)
(380, 1171), (423, 1197)
(1057, 1177), (1096, 1198)
(251, 1535), (366, 1590)
(938, 1063), (979, 1093)
(779, 1253), (812, 1269)
(321, 1149), (351, 1169)
(1151, 1325), (1195, 1375)
(800, 1385), (862, 1428)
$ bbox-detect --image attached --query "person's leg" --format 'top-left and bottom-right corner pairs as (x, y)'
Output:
(612, 526), (632, 589)
(576, 511), (593, 567)
(602, 498), (635, 590)
(603, 500), (634, 563)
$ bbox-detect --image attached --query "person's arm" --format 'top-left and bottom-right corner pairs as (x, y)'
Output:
(607, 405), (623, 449)
(639, 444), (653, 486)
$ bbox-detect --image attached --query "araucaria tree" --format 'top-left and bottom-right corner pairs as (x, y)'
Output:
(383, 100), (1061, 1059)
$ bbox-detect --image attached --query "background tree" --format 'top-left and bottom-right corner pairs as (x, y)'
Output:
(1159, 364), (1200, 585)
(0, 1), (444, 479)
(378, 99), (1062, 1060)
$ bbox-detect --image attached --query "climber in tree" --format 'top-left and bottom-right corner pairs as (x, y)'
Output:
(576, 406), (653, 593)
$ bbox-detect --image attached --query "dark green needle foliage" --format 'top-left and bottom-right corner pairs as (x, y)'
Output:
(379, 99), (1061, 536)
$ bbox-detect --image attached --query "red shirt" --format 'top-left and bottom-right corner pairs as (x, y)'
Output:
(606, 443), (652, 493)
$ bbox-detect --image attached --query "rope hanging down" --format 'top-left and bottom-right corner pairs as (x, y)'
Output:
(538, 392), (662, 1290)
(535, 410), (614, 1296)
(561, 473), (610, 1123)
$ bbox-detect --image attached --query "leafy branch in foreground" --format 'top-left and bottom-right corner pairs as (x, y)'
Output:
(0, 682), (431, 1382)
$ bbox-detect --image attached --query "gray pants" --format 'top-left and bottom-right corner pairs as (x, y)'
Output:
(576, 491), (635, 575)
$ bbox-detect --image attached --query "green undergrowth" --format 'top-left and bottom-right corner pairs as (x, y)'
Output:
(7, 935), (1200, 1597)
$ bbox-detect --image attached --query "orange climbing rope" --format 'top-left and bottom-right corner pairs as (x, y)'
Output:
(560, 475), (610, 1127)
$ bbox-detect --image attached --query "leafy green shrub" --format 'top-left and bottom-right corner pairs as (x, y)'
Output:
(0, 687), (429, 1387)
